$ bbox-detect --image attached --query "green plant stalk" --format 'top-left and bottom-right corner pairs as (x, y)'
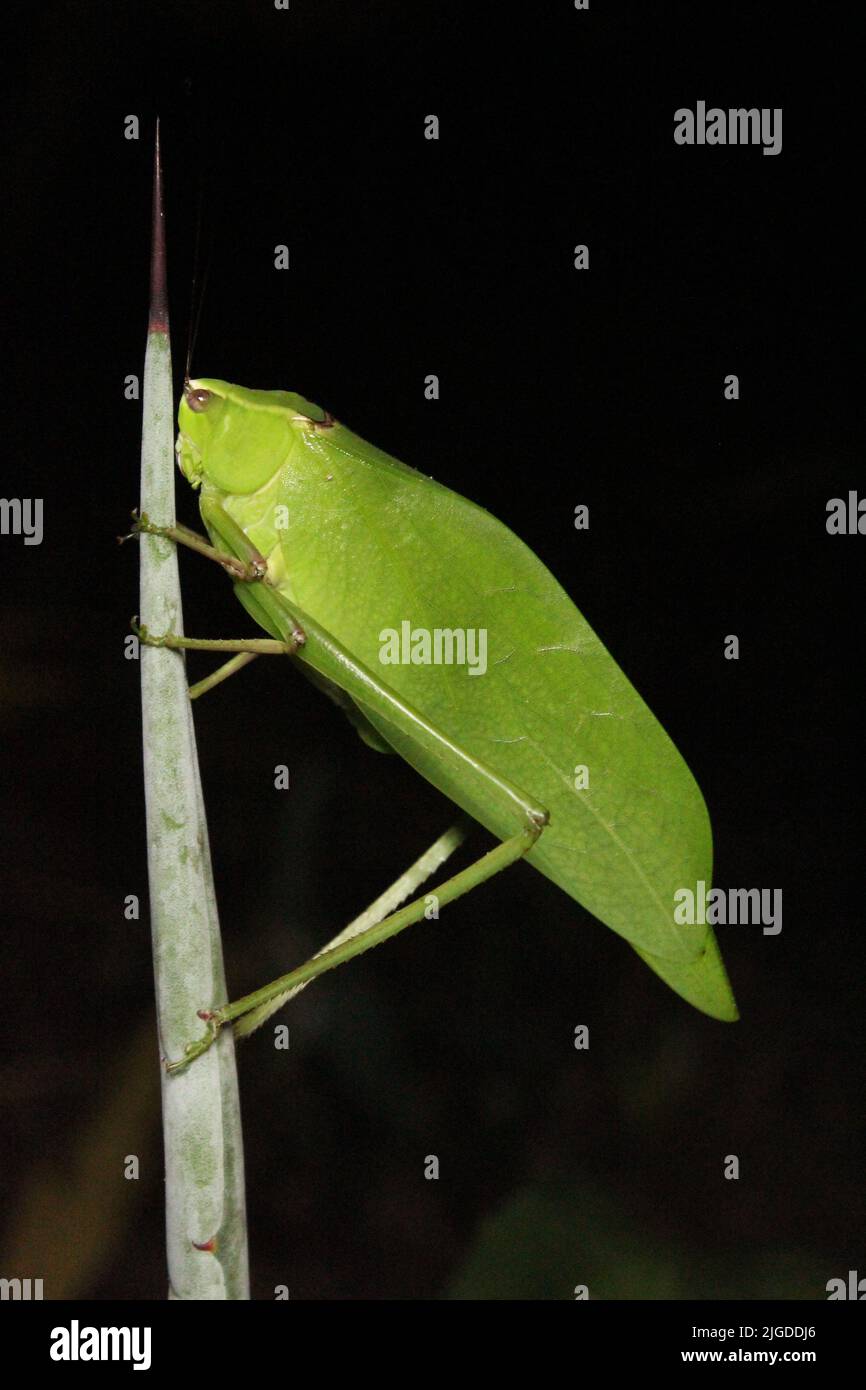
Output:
(139, 126), (249, 1299)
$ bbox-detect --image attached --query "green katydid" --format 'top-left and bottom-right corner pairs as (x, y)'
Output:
(137, 377), (737, 1069)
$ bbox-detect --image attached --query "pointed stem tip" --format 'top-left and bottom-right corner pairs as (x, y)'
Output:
(149, 118), (169, 334)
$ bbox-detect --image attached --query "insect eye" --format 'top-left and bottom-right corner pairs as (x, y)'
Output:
(187, 388), (213, 413)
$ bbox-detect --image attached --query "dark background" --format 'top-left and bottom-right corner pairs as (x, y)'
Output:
(1, 1), (862, 1299)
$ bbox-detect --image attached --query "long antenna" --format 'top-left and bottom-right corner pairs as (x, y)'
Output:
(184, 182), (209, 383)
(184, 98), (212, 383)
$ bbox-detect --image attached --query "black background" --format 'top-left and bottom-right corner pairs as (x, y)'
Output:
(1, 1), (862, 1300)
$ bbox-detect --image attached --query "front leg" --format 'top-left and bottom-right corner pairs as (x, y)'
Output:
(122, 509), (268, 583)
(132, 617), (304, 659)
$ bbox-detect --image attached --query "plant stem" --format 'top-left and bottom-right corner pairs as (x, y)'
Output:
(139, 122), (249, 1299)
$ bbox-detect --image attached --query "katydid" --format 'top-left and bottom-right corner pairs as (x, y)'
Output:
(139, 377), (737, 1068)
